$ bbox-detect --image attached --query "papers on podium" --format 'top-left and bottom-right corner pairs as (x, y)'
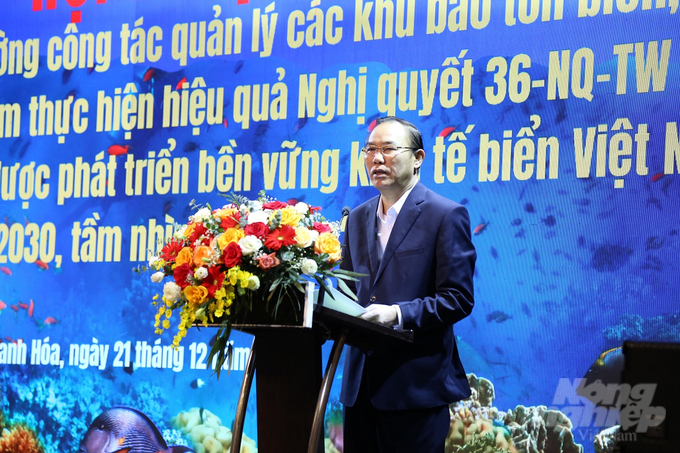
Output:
(313, 285), (367, 317)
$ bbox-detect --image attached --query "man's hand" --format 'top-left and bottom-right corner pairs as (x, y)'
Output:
(360, 304), (398, 327)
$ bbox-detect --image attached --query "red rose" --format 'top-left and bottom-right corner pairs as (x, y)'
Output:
(312, 222), (332, 234)
(257, 252), (280, 270)
(263, 200), (288, 210)
(244, 222), (270, 238)
(222, 242), (243, 268)
(173, 263), (193, 289)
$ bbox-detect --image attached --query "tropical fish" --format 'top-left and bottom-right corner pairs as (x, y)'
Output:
(35, 259), (49, 270)
(490, 246), (498, 260)
(473, 221), (489, 235)
(107, 145), (130, 156)
(439, 126), (456, 138)
(0, 267), (11, 275)
(44, 316), (59, 325)
(223, 118), (228, 128)
(176, 77), (187, 90)
(0, 300), (6, 310)
(142, 68), (156, 82)
(578, 346), (624, 406)
(190, 378), (206, 389)
(295, 116), (308, 132)
(10, 305), (19, 312)
(28, 300), (34, 317)
(486, 311), (512, 323)
(18, 302), (28, 309)
(521, 302), (531, 317)
(183, 142), (199, 153)
(80, 407), (195, 453)
(651, 172), (664, 182)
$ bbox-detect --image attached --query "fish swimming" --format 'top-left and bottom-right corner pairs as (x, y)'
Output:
(79, 406), (194, 453)
(486, 311), (512, 323)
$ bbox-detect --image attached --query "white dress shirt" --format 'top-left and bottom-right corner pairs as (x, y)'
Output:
(375, 185), (415, 329)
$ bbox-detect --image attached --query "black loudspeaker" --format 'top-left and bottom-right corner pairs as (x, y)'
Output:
(617, 341), (680, 453)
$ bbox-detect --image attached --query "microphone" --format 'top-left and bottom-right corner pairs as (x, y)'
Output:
(340, 206), (351, 232)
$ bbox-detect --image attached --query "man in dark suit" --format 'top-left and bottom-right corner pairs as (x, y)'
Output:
(340, 116), (476, 452)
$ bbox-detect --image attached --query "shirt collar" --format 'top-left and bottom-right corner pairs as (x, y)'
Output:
(376, 184), (416, 222)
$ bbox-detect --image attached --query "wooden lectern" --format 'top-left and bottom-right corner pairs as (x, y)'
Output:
(221, 285), (413, 453)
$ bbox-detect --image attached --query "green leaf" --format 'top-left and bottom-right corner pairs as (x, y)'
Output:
(337, 278), (359, 301)
(314, 275), (335, 301)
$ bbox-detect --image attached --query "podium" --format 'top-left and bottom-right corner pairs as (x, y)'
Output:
(220, 290), (413, 453)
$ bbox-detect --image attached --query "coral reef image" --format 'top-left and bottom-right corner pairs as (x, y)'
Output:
(446, 374), (584, 453)
(172, 407), (257, 453)
(0, 415), (44, 453)
(0, 366), (191, 453)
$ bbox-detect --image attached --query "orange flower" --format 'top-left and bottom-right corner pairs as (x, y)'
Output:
(184, 285), (209, 306)
(193, 245), (212, 266)
(314, 232), (341, 262)
(175, 247), (194, 267)
(217, 228), (245, 251)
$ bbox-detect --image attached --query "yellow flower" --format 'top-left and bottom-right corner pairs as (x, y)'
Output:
(214, 207), (239, 221)
(277, 206), (302, 227)
(215, 287), (227, 301)
(183, 223), (196, 240)
(217, 228), (245, 251)
(183, 285), (209, 306)
(314, 232), (342, 262)
(227, 267), (241, 286)
(294, 227), (316, 248)
(238, 270), (253, 288)
(162, 319), (170, 329)
(175, 247), (194, 267)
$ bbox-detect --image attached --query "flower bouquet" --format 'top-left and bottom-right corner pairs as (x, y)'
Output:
(146, 192), (360, 376)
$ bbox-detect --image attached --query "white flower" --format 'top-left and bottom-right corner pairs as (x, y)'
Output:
(239, 236), (263, 255)
(190, 207), (212, 223)
(195, 267), (208, 280)
(163, 282), (182, 302)
(247, 210), (269, 225)
(300, 258), (318, 275)
(150, 271), (165, 283)
(174, 225), (188, 239)
(246, 275), (260, 290)
(294, 202), (309, 214)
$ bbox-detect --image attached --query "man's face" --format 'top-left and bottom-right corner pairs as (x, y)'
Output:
(364, 121), (423, 195)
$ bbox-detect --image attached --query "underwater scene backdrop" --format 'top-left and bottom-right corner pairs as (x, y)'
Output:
(0, 1), (678, 452)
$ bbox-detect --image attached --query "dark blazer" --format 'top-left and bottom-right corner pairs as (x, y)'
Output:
(340, 181), (476, 410)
